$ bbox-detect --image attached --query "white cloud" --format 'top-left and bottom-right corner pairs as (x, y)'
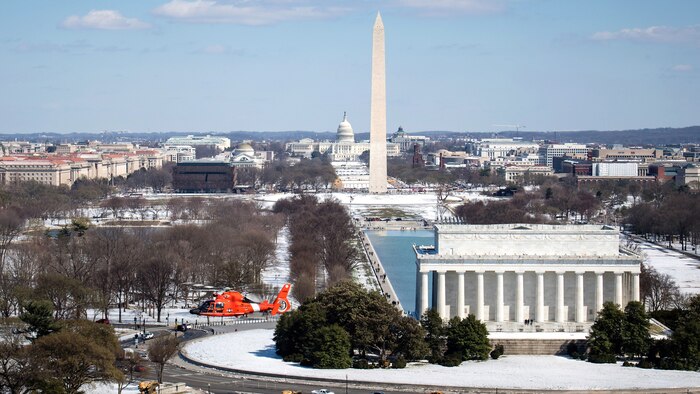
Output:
(153, 0), (347, 25)
(396, 0), (504, 15)
(62, 10), (151, 30)
(672, 64), (693, 72)
(591, 25), (700, 44)
(201, 44), (228, 54)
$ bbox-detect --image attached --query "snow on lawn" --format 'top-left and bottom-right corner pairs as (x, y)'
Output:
(254, 191), (493, 220)
(638, 240), (700, 294)
(82, 382), (141, 394)
(183, 329), (700, 390)
(261, 225), (291, 290)
(89, 306), (227, 327)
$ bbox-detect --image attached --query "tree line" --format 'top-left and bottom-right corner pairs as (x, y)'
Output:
(583, 296), (700, 371)
(1, 193), (282, 323)
(236, 157), (337, 192)
(453, 180), (602, 224)
(624, 186), (700, 251)
(273, 195), (358, 302)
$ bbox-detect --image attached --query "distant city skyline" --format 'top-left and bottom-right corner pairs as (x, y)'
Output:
(1, 1), (699, 134)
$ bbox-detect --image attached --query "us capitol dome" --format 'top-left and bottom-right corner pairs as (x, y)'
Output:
(336, 112), (355, 143)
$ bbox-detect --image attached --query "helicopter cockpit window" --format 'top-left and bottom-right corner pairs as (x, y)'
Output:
(215, 302), (225, 312)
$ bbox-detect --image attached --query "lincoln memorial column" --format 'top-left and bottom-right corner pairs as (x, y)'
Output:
(516, 271), (524, 323)
(615, 272), (623, 306)
(596, 272), (604, 312)
(576, 271), (585, 323)
(632, 272), (640, 302)
(496, 271), (504, 322)
(536, 271), (545, 323)
(556, 271), (565, 323)
(420, 271), (429, 315)
(457, 271), (465, 319)
(437, 270), (446, 318)
(476, 271), (484, 322)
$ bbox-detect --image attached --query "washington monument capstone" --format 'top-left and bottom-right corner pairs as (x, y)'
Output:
(369, 12), (387, 194)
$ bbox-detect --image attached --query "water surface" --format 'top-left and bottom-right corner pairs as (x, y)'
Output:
(365, 229), (433, 315)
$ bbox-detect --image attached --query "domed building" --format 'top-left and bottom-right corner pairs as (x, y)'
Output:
(336, 112), (355, 143)
(234, 143), (255, 156)
(229, 142), (271, 169)
(285, 112), (400, 162)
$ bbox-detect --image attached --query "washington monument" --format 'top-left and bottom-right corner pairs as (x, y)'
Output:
(369, 12), (387, 194)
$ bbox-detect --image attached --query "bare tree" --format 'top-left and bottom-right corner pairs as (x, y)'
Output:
(100, 197), (127, 220)
(147, 335), (180, 384)
(0, 330), (35, 394)
(640, 264), (680, 312)
(137, 242), (174, 322)
(0, 208), (25, 275)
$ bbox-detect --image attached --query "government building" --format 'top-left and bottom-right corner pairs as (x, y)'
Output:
(285, 113), (400, 161)
(414, 224), (641, 328)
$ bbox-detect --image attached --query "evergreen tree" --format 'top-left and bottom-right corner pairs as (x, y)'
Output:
(19, 300), (60, 340)
(274, 281), (429, 368)
(390, 315), (429, 361)
(587, 302), (625, 363)
(420, 309), (446, 363)
(307, 325), (352, 369)
(445, 314), (490, 362)
(622, 301), (650, 358)
(667, 295), (700, 370)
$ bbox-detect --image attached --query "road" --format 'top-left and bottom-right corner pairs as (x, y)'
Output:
(129, 322), (407, 394)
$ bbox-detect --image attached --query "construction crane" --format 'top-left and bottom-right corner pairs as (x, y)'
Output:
(492, 124), (526, 133)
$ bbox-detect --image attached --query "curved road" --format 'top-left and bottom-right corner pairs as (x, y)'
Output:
(131, 321), (409, 394)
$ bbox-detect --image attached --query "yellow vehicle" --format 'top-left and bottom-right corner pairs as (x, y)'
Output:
(138, 381), (159, 394)
(281, 390), (302, 394)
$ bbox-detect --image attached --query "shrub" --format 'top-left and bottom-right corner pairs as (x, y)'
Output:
(588, 353), (617, 364)
(352, 359), (370, 369)
(392, 355), (407, 369)
(637, 359), (653, 369)
(570, 351), (580, 359)
(566, 342), (578, 357)
(439, 352), (463, 367)
(578, 353), (588, 361)
(490, 344), (504, 360)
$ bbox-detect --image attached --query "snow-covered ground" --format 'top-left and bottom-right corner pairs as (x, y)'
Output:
(88, 306), (247, 327)
(638, 240), (700, 294)
(261, 225), (292, 290)
(83, 382), (140, 394)
(183, 329), (700, 390)
(254, 191), (493, 221)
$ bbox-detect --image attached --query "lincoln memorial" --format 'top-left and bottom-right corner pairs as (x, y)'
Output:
(414, 224), (641, 326)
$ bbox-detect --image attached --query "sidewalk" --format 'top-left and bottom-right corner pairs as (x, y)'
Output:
(626, 233), (700, 261)
(359, 231), (403, 313)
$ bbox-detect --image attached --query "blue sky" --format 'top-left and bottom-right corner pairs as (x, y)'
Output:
(1, 0), (699, 134)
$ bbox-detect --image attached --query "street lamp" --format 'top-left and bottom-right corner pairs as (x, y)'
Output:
(143, 318), (146, 335)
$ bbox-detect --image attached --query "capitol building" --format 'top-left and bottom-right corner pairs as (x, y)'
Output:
(285, 113), (400, 161)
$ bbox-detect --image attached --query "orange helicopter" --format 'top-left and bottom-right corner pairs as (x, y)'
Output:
(189, 283), (292, 317)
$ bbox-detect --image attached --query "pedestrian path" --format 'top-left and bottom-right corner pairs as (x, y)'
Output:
(359, 231), (403, 312)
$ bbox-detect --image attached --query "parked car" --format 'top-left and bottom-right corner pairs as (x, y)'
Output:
(141, 331), (154, 340)
(311, 390), (335, 394)
(95, 318), (110, 325)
